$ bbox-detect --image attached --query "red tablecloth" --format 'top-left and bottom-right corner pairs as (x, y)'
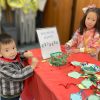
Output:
(21, 48), (100, 100)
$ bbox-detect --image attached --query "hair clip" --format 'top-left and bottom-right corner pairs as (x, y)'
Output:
(82, 7), (88, 13)
(82, 4), (96, 13)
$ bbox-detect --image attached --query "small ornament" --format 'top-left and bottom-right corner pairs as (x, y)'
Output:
(96, 90), (100, 96)
(96, 81), (100, 96)
(81, 63), (100, 74)
(88, 74), (97, 85)
(96, 81), (100, 89)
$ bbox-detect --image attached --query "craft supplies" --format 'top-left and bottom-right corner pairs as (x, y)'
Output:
(70, 90), (87, 100)
(88, 95), (100, 100)
(68, 71), (81, 79)
(49, 52), (68, 66)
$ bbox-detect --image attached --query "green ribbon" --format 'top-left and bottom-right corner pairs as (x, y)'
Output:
(49, 52), (68, 66)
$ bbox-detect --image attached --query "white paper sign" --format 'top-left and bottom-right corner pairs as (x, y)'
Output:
(36, 27), (61, 59)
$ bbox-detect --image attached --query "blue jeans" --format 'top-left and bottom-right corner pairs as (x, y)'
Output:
(1, 96), (20, 100)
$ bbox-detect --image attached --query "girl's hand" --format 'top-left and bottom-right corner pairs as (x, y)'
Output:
(71, 49), (80, 53)
(67, 48), (80, 54)
(65, 44), (71, 50)
(23, 51), (33, 58)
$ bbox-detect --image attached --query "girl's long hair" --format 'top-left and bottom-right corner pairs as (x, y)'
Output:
(79, 8), (100, 35)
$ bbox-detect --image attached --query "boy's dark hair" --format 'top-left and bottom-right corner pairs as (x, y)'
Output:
(0, 33), (14, 45)
(79, 8), (100, 35)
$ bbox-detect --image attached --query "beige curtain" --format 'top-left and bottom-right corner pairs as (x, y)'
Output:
(15, 9), (36, 44)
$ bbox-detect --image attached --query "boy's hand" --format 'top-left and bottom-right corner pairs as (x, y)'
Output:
(23, 51), (33, 58)
(31, 58), (38, 70)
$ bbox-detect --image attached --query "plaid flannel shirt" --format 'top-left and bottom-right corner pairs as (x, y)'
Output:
(0, 54), (33, 98)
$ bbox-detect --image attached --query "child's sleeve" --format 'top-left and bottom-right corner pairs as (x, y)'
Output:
(65, 31), (79, 47)
(0, 62), (33, 81)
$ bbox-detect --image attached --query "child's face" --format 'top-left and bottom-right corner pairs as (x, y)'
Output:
(85, 12), (97, 30)
(0, 41), (17, 59)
